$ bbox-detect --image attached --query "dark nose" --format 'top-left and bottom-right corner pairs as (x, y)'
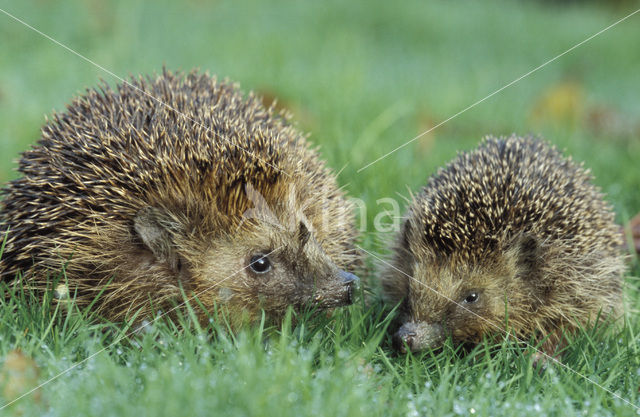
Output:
(338, 269), (359, 304)
(393, 329), (416, 354)
(338, 270), (359, 285)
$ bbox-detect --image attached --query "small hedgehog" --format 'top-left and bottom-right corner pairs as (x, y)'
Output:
(383, 136), (625, 354)
(0, 69), (361, 327)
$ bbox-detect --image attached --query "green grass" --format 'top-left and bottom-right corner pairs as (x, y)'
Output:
(1, 0), (640, 415)
(1, 274), (639, 416)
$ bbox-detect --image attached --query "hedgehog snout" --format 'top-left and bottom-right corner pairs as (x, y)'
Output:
(393, 322), (445, 353)
(311, 269), (359, 307)
(339, 269), (359, 305)
(339, 270), (359, 285)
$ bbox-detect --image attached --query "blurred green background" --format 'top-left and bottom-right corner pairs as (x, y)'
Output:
(1, 0), (639, 229)
(1, 1), (640, 416)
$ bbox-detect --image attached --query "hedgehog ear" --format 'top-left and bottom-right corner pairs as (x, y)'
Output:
(134, 206), (180, 271)
(297, 221), (310, 248)
(511, 233), (540, 278)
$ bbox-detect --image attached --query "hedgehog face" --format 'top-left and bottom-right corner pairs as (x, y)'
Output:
(188, 219), (359, 321)
(390, 258), (510, 353)
(387, 235), (540, 353)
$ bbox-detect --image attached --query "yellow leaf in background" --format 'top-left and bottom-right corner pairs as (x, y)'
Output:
(0, 349), (41, 405)
(257, 89), (316, 132)
(415, 111), (437, 155)
(258, 89), (292, 117)
(530, 80), (585, 128)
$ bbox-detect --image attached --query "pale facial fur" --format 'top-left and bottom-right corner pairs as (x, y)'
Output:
(193, 221), (359, 319)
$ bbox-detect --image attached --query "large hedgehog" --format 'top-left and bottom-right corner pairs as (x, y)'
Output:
(0, 69), (361, 327)
(383, 136), (625, 354)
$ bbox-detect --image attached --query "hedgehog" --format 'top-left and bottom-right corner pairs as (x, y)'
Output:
(382, 135), (625, 355)
(0, 69), (361, 328)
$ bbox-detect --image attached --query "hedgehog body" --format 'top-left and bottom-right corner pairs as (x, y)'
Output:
(383, 136), (624, 353)
(1, 70), (360, 326)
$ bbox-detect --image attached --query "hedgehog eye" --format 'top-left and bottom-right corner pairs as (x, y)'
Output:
(249, 254), (272, 274)
(462, 292), (479, 304)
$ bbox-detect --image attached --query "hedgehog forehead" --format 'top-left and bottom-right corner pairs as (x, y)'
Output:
(412, 260), (457, 286)
(234, 206), (313, 249)
(406, 264), (465, 320)
(238, 180), (313, 230)
(413, 255), (473, 284)
(408, 254), (509, 316)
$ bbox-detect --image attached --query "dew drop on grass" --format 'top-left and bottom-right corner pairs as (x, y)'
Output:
(406, 397), (419, 417)
(453, 402), (465, 415)
(406, 409), (419, 417)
